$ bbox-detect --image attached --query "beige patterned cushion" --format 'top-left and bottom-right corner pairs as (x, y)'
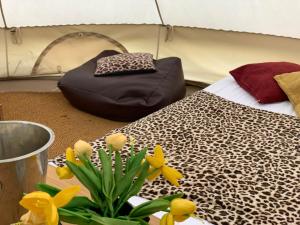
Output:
(95, 52), (156, 76)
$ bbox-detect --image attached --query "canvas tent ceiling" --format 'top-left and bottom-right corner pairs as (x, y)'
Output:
(2, 0), (300, 39)
(1, 0), (161, 27)
(159, 0), (300, 39)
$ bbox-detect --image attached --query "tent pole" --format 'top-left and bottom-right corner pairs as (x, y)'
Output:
(0, 0), (7, 28)
(154, 0), (164, 60)
(154, 0), (165, 25)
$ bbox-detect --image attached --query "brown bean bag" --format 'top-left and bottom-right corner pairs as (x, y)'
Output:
(58, 50), (186, 121)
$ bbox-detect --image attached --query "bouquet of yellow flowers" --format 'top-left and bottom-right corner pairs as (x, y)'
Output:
(16, 133), (196, 225)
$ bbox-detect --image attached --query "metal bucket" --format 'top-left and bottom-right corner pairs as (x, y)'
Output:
(0, 121), (55, 224)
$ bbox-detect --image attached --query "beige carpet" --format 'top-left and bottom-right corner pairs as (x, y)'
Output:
(0, 92), (127, 158)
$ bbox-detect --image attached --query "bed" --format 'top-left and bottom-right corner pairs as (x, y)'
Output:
(205, 76), (296, 116)
(51, 77), (299, 225)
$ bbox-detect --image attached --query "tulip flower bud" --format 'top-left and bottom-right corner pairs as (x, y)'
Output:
(170, 198), (196, 218)
(74, 140), (93, 158)
(105, 133), (127, 151)
(56, 166), (74, 179)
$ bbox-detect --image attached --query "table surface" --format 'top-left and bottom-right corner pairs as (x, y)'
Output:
(46, 166), (160, 225)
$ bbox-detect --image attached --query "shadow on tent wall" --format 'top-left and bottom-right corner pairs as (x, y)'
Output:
(1, 24), (300, 84)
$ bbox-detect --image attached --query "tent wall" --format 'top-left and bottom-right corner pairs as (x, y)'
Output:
(2, 24), (300, 83)
(158, 27), (300, 83)
(0, 29), (7, 77)
(3, 25), (159, 77)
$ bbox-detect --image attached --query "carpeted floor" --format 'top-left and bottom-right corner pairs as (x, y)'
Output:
(0, 92), (127, 158)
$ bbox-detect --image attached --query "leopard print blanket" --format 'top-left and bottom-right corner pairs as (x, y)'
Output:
(51, 91), (300, 225)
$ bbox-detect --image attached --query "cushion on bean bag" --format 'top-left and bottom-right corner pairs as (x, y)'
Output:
(58, 50), (186, 121)
(95, 52), (156, 76)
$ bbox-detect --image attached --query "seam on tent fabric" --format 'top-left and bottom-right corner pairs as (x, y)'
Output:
(1, 29), (9, 77)
(155, 25), (161, 59)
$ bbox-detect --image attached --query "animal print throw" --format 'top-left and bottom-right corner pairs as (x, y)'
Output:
(51, 91), (300, 225)
(94, 52), (155, 76)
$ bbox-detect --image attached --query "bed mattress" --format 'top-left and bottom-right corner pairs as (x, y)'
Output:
(51, 91), (300, 225)
(205, 76), (296, 116)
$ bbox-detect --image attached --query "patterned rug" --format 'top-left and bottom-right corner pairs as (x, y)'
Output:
(51, 91), (300, 225)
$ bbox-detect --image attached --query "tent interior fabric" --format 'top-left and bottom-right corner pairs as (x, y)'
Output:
(1, 1), (300, 83)
(3, 0), (300, 38)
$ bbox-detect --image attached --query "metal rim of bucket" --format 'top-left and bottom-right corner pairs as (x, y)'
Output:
(0, 120), (55, 163)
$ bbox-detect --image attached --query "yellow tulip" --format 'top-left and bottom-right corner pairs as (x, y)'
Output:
(19, 186), (80, 225)
(147, 167), (161, 181)
(56, 147), (81, 179)
(160, 198), (196, 225)
(160, 213), (174, 225)
(105, 133), (127, 151)
(20, 211), (45, 225)
(146, 145), (165, 168)
(146, 145), (183, 186)
(161, 165), (183, 187)
(170, 198), (196, 222)
(74, 140), (93, 158)
(56, 166), (73, 179)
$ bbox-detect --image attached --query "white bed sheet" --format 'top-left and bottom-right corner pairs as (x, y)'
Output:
(204, 76), (296, 116)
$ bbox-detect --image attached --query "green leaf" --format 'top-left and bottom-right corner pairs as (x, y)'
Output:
(98, 149), (114, 198)
(58, 208), (91, 225)
(115, 162), (150, 216)
(80, 165), (102, 192)
(114, 151), (123, 185)
(113, 163), (142, 201)
(98, 149), (115, 216)
(160, 193), (184, 202)
(78, 154), (102, 181)
(36, 183), (60, 196)
(127, 148), (147, 173)
(114, 149), (147, 201)
(125, 156), (134, 174)
(64, 196), (99, 209)
(90, 215), (140, 225)
(66, 161), (94, 190)
(126, 161), (150, 198)
(129, 199), (170, 218)
(66, 161), (102, 205)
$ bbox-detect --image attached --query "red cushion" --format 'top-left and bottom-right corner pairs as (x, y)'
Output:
(230, 62), (300, 103)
